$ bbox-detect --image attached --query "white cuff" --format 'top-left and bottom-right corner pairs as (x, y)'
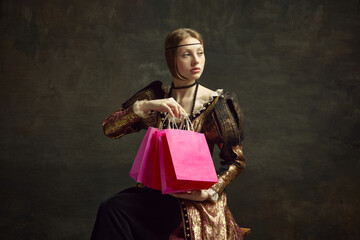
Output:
(133, 100), (150, 118)
(207, 188), (219, 202)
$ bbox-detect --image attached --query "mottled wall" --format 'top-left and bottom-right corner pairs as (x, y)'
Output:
(1, 0), (359, 239)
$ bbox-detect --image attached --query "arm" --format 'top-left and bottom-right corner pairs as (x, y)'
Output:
(205, 92), (246, 201)
(102, 81), (164, 139)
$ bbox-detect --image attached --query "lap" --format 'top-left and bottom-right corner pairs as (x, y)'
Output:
(94, 187), (182, 240)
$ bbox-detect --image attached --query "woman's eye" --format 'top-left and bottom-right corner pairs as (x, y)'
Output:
(183, 53), (191, 57)
(198, 51), (204, 55)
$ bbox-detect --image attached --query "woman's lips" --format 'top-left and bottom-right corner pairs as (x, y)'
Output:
(191, 68), (201, 73)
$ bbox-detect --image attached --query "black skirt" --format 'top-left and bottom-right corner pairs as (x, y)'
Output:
(90, 187), (182, 240)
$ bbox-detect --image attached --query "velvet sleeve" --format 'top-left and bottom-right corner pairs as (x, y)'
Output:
(203, 92), (246, 196)
(102, 81), (164, 139)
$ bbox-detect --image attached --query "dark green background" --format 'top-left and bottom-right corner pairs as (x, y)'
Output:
(1, 0), (359, 239)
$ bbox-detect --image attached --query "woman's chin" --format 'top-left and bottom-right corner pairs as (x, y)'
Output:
(186, 73), (203, 81)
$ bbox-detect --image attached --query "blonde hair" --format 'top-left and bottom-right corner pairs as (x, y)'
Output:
(165, 28), (203, 80)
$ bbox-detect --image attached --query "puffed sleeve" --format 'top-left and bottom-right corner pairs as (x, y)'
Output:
(102, 81), (164, 139)
(203, 92), (245, 198)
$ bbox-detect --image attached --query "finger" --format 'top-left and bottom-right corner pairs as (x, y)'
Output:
(164, 105), (175, 118)
(167, 98), (184, 116)
(176, 105), (182, 118)
(173, 191), (190, 195)
(179, 106), (187, 116)
(169, 193), (186, 199)
(167, 100), (181, 115)
(169, 193), (178, 198)
(175, 191), (192, 195)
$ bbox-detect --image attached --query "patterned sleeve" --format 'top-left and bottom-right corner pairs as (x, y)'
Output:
(204, 92), (246, 197)
(102, 81), (164, 139)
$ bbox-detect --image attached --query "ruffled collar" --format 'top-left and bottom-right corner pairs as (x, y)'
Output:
(193, 89), (223, 115)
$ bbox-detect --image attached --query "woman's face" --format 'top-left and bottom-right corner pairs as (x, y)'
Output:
(176, 37), (205, 81)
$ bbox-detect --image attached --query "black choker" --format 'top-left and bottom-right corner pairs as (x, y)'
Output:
(171, 80), (198, 89)
(169, 81), (199, 120)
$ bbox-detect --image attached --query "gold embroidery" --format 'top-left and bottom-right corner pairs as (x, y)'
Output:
(185, 192), (243, 240)
(210, 144), (245, 195)
(103, 107), (141, 139)
(192, 96), (219, 132)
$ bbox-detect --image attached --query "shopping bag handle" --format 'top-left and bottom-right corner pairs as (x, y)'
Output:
(161, 113), (194, 131)
(162, 113), (178, 130)
(179, 114), (194, 131)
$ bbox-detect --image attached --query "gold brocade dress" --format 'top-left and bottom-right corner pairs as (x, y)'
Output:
(101, 81), (246, 240)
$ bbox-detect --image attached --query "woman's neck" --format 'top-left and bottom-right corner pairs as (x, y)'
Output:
(170, 78), (197, 100)
(172, 78), (196, 88)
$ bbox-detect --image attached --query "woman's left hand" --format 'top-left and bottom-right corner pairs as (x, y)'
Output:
(169, 190), (209, 202)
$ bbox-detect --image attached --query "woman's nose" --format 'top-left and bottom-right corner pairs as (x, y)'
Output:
(191, 56), (199, 66)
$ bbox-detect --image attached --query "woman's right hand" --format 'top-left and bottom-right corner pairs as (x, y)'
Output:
(141, 98), (187, 119)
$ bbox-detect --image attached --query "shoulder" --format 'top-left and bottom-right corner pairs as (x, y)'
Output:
(122, 81), (165, 108)
(214, 91), (245, 141)
(141, 80), (164, 94)
(193, 85), (222, 114)
(197, 85), (223, 102)
(198, 85), (216, 96)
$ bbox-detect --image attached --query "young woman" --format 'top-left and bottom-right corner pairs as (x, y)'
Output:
(91, 28), (246, 240)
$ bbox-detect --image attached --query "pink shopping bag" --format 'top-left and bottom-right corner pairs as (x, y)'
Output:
(129, 127), (162, 190)
(158, 129), (218, 194)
